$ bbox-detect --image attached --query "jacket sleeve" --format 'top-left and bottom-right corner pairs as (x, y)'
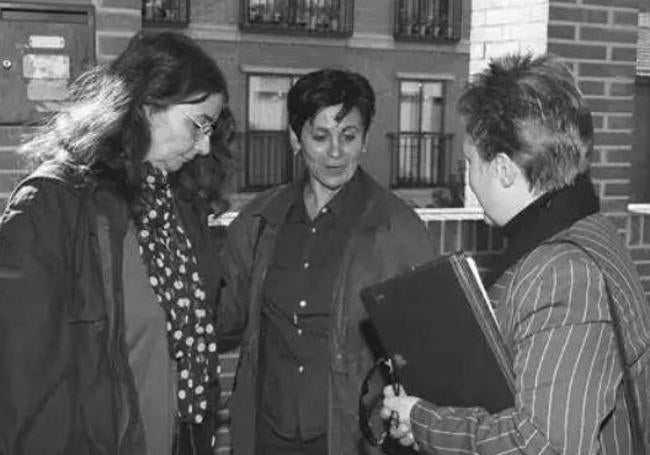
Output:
(390, 202), (435, 268)
(215, 210), (256, 337)
(0, 181), (77, 455)
(409, 249), (620, 454)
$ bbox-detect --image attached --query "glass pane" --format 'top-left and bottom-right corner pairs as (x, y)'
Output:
(248, 75), (291, 130)
(399, 81), (420, 132)
(421, 81), (443, 133)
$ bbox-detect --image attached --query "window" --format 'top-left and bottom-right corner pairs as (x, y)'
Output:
(394, 0), (462, 42)
(391, 80), (457, 189)
(142, 0), (189, 27)
(241, 0), (353, 37)
(244, 74), (303, 190)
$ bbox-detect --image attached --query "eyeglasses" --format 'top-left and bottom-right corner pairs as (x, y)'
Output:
(182, 112), (217, 142)
(359, 357), (401, 447)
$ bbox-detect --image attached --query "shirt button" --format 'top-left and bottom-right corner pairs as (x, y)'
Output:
(311, 227), (317, 234)
(297, 328), (303, 335)
(298, 365), (304, 373)
(299, 300), (307, 308)
(321, 207), (328, 214)
(303, 261), (310, 269)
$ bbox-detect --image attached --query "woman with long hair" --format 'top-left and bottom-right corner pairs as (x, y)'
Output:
(0, 31), (233, 454)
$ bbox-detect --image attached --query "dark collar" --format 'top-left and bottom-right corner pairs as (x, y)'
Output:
(286, 167), (364, 222)
(29, 158), (90, 189)
(485, 173), (600, 287)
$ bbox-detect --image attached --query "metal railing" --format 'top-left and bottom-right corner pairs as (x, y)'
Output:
(388, 132), (456, 188)
(231, 130), (304, 191)
(240, 0), (354, 37)
(394, 0), (462, 42)
(229, 131), (458, 193)
(142, 0), (189, 27)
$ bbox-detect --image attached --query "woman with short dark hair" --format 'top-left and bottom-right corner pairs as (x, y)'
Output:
(218, 68), (435, 455)
(0, 31), (233, 454)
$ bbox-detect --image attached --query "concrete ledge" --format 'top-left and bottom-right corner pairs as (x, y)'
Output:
(209, 206), (485, 226)
(417, 207), (485, 221)
(628, 203), (650, 214)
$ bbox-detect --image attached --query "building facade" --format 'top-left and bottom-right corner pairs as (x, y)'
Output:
(0, 0), (473, 210)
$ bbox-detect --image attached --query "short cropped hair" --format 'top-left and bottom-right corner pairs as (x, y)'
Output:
(287, 69), (376, 137)
(458, 53), (594, 193)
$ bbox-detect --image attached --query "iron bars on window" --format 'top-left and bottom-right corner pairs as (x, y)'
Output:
(394, 0), (462, 42)
(241, 0), (354, 37)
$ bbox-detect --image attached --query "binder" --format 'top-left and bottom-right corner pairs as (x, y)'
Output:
(360, 252), (516, 413)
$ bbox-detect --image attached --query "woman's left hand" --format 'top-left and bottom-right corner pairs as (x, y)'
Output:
(381, 385), (420, 449)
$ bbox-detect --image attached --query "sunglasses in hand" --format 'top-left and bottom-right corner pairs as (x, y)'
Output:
(359, 357), (401, 447)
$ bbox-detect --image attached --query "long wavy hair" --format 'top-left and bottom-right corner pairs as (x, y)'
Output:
(19, 31), (234, 216)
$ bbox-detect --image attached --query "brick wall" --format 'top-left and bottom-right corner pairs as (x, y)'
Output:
(470, 0), (549, 75)
(546, 0), (650, 297)
(548, 0), (637, 219)
(466, 0), (549, 206)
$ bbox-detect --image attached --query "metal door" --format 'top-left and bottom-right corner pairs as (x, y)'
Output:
(0, 2), (95, 124)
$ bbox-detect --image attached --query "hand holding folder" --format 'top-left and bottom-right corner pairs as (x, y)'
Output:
(360, 252), (515, 413)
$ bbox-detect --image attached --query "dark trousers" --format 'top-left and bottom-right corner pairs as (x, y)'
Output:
(255, 416), (327, 455)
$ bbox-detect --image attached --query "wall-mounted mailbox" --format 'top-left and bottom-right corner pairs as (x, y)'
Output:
(0, 2), (95, 125)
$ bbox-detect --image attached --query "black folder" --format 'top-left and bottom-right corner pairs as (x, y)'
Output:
(360, 252), (515, 413)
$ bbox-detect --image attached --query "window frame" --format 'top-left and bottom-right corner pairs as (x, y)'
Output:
(243, 71), (302, 191)
(392, 77), (457, 190)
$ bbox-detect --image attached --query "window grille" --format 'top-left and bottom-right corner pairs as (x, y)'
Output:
(142, 0), (189, 27)
(394, 0), (462, 42)
(241, 0), (353, 37)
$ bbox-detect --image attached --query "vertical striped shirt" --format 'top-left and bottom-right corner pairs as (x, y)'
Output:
(410, 214), (650, 454)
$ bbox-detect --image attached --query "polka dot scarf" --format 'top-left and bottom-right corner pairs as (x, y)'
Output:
(135, 166), (219, 426)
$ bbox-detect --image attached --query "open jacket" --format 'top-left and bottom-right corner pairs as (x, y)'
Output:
(217, 169), (435, 455)
(0, 161), (221, 455)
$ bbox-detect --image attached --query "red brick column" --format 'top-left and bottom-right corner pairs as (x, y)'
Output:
(547, 0), (650, 297)
(548, 0), (638, 227)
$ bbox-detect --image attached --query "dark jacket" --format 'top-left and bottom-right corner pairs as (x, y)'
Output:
(218, 169), (435, 455)
(0, 161), (221, 455)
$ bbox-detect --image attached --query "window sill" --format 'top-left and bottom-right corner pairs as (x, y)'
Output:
(209, 206), (484, 227)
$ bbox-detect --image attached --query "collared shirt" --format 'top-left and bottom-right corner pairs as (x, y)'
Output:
(258, 169), (368, 440)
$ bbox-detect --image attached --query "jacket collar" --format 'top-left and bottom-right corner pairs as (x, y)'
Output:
(27, 159), (90, 189)
(485, 172), (600, 287)
(253, 167), (391, 230)
(26, 159), (131, 232)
